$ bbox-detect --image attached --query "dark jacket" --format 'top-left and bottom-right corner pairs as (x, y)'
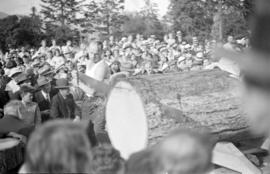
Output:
(50, 93), (81, 119)
(34, 89), (58, 122)
(34, 90), (58, 111)
(0, 115), (34, 138)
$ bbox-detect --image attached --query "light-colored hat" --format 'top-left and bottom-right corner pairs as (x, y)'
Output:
(8, 67), (23, 78)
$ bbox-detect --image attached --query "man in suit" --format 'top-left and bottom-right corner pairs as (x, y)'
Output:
(0, 100), (34, 138)
(34, 76), (58, 122)
(50, 79), (81, 120)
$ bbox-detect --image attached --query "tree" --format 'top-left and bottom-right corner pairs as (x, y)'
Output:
(122, 0), (165, 38)
(41, 0), (84, 26)
(40, 0), (85, 43)
(83, 0), (126, 36)
(166, 0), (253, 41)
(0, 15), (44, 51)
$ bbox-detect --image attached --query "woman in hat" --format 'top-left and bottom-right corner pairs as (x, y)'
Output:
(19, 85), (41, 127)
(51, 48), (66, 69)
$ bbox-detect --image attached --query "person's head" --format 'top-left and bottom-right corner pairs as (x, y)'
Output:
(4, 100), (22, 118)
(56, 79), (70, 98)
(152, 129), (214, 174)
(41, 40), (46, 47)
(227, 36), (234, 43)
(87, 41), (103, 63)
(23, 121), (93, 173)
(20, 85), (35, 103)
(52, 39), (56, 46)
(92, 144), (124, 174)
(126, 149), (155, 174)
(54, 49), (61, 57)
(46, 50), (53, 59)
(41, 81), (51, 94)
(111, 61), (121, 73)
(23, 55), (30, 64)
(67, 40), (72, 46)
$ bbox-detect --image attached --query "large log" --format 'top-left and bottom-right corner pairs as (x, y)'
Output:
(122, 70), (251, 145)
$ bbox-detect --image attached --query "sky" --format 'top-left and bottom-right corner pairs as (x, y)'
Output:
(0, 0), (169, 16)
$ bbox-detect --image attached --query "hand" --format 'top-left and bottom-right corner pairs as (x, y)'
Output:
(8, 132), (27, 144)
(41, 110), (50, 115)
(73, 116), (81, 122)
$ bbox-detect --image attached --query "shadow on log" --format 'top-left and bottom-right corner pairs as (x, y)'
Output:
(122, 70), (252, 145)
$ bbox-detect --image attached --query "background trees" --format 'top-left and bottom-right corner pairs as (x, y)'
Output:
(0, 0), (255, 52)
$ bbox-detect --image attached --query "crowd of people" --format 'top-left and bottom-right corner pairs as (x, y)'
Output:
(0, 32), (249, 174)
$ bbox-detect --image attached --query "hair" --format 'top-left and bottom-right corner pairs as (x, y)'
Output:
(152, 129), (214, 174)
(125, 149), (155, 174)
(92, 144), (124, 174)
(4, 100), (22, 117)
(25, 120), (93, 173)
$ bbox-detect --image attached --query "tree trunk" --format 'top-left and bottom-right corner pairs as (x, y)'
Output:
(123, 70), (251, 145)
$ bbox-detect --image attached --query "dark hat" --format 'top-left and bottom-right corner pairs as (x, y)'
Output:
(20, 85), (36, 94)
(55, 78), (70, 89)
(37, 76), (51, 88)
(6, 61), (17, 69)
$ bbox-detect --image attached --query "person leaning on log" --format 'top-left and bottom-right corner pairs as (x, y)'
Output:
(215, 0), (270, 161)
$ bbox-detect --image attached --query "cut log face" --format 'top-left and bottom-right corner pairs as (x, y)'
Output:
(124, 70), (250, 145)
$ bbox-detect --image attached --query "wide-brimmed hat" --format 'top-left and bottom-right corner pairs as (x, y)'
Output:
(8, 67), (23, 78)
(214, 1), (270, 83)
(38, 64), (51, 75)
(37, 76), (51, 88)
(14, 73), (30, 85)
(55, 79), (70, 89)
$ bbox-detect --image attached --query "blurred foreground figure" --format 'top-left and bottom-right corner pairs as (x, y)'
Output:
(92, 144), (125, 174)
(20, 120), (92, 173)
(153, 129), (213, 174)
(126, 129), (213, 174)
(215, 0), (270, 138)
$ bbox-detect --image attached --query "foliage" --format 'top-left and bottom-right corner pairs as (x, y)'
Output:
(0, 15), (44, 52)
(166, 0), (253, 41)
(40, 0), (85, 44)
(82, 0), (126, 36)
(122, 0), (165, 38)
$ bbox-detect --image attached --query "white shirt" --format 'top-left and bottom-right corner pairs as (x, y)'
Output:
(41, 90), (50, 102)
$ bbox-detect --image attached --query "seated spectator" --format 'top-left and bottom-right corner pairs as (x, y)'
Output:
(34, 76), (58, 123)
(50, 78), (81, 120)
(51, 49), (66, 69)
(92, 144), (125, 174)
(20, 120), (93, 173)
(19, 85), (41, 127)
(0, 100), (34, 138)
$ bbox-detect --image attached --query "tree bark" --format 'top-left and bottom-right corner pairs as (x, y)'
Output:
(124, 70), (251, 145)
